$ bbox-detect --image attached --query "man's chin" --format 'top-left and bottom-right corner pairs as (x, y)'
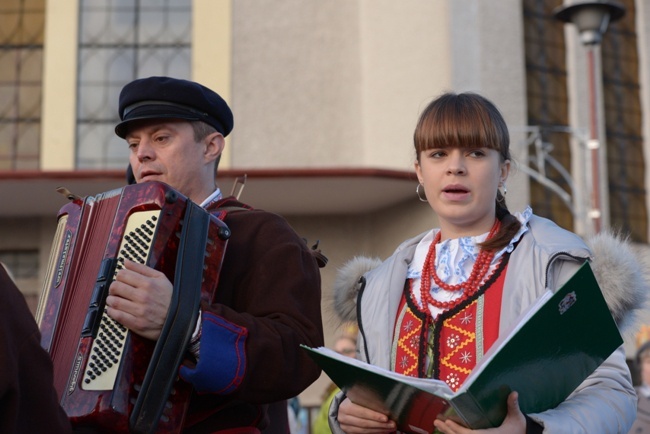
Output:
(138, 175), (161, 183)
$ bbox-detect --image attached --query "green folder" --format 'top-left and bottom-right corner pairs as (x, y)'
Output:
(303, 262), (623, 433)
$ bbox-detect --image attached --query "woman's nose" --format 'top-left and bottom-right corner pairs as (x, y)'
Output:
(447, 153), (466, 175)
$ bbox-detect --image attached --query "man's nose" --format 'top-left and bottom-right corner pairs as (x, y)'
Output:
(136, 139), (154, 161)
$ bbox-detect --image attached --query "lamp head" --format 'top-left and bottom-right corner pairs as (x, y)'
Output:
(554, 1), (625, 45)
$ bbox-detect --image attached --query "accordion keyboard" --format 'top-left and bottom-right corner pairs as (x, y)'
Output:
(82, 210), (160, 390)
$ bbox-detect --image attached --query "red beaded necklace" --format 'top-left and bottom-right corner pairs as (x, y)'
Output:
(419, 219), (501, 312)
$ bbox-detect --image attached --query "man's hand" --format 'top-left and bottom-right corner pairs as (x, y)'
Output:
(337, 397), (397, 434)
(433, 392), (526, 434)
(106, 259), (172, 341)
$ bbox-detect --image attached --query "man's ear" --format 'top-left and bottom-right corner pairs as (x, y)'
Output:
(204, 132), (225, 164)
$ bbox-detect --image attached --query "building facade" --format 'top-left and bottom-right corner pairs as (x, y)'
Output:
(1, 0), (649, 410)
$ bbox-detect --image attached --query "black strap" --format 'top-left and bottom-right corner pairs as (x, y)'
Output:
(129, 202), (209, 433)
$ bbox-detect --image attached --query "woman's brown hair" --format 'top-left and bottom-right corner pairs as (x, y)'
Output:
(414, 92), (521, 251)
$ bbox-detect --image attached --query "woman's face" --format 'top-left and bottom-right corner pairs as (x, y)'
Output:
(415, 146), (510, 239)
(334, 337), (356, 359)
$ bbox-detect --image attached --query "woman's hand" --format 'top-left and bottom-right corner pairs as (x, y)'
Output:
(433, 392), (526, 434)
(337, 397), (397, 434)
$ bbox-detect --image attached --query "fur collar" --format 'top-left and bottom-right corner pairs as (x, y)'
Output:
(333, 231), (650, 337)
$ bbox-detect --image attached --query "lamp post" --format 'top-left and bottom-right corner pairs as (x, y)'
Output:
(553, 1), (625, 234)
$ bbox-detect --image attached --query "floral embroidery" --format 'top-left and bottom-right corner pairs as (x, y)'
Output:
(446, 373), (460, 390)
(399, 356), (411, 370)
(460, 312), (473, 325)
(403, 319), (414, 332)
(447, 333), (460, 349)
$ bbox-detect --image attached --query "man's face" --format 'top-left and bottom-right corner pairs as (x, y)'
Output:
(126, 119), (212, 202)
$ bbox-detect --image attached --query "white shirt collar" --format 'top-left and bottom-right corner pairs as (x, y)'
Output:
(199, 188), (223, 208)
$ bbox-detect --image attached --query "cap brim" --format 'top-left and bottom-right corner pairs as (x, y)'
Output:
(115, 104), (202, 138)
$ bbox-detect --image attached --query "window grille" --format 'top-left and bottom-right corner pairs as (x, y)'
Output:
(76, 0), (192, 169)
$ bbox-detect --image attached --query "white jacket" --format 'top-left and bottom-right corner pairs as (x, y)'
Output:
(330, 214), (650, 433)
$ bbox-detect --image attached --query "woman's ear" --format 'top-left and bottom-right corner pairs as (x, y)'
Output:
(500, 159), (511, 184)
(414, 160), (423, 184)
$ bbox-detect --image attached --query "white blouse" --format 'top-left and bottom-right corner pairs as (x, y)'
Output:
(407, 207), (533, 318)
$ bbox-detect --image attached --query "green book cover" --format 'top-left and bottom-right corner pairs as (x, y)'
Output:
(303, 262), (623, 433)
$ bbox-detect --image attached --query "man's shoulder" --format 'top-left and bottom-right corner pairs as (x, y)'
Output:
(207, 197), (295, 234)
(208, 196), (254, 214)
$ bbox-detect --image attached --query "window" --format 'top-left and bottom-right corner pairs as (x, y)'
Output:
(0, 0), (45, 170)
(523, 0), (574, 230)
(523, 0), (646, 241)
(76, 0), (192, 169)
(0, 249), (39, 279)
(601, 0), (647, 242)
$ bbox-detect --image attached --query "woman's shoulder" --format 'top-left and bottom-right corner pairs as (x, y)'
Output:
(527, 214), (586, 243)
(518, 213), (590, 259)
(332, 231), (427, 323)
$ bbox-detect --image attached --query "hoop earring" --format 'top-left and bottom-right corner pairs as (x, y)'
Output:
(416, 183), (427, 202)
(497, 183), (507, 204)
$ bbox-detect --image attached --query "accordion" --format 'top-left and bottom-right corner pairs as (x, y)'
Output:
(36, 181), (231, 433)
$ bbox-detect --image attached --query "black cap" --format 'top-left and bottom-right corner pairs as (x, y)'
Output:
(115, 76), (234, 138)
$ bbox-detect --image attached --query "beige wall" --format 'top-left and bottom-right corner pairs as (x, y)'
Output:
(230, 1), (450, 172)
(41, 0), (78, 170)
(193, 0), (233, 168)
(231, 1), (364, 168)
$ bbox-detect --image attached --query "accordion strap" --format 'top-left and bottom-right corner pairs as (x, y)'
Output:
(130, 201), (210, 434)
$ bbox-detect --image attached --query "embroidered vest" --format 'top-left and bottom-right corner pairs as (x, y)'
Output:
(392, 260), (508, 391)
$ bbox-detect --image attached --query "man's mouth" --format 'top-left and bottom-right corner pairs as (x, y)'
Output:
(139, 171), (160, 180)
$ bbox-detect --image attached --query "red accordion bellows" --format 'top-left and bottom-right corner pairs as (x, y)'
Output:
(36, 181), (230, 433)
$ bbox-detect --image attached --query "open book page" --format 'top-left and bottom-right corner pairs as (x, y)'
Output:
(302, 345), (456, 433)
(308, 346), (455, 398)
(457, 289), (553, 392)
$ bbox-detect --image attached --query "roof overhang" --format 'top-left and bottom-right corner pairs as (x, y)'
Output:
(0, 168), (418, 217)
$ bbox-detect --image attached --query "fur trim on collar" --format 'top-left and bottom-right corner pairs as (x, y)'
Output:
(333, 231), (650, 337)
(587, 231), (650, 336)
(333, 256), (382, 324)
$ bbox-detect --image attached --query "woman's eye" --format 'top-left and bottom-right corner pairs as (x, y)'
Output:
(468, 149), (486, 157)
(429, 150), (446, 158)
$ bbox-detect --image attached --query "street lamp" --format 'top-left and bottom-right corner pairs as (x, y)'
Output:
(553, 1), (625, 234)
